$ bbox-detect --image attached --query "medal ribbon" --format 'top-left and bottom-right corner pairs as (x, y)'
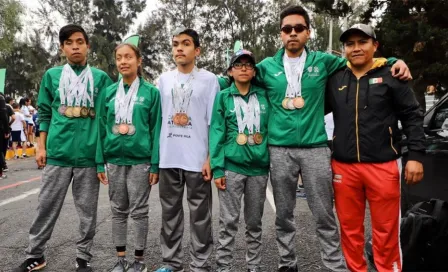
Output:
(252, 94), (261, 133)
(172, 67), (196, 114)
(283, 50), (307, 98)
(234, 96), (256, 135)
(115, 77), (140, 125)
(58, 64), (94, 107)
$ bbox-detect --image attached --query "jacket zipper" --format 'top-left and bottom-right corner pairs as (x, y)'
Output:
(389, 126), (398, 155)
(355, 80), (361, 162)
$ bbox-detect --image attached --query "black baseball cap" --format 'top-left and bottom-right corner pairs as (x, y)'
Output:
(340, 23), (377, 42)
(228, 49), (256, 70)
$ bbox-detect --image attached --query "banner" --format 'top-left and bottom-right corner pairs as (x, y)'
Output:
(0, 69), (5, 94)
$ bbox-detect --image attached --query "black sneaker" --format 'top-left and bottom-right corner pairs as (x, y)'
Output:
(14, 256), (47, 271)
(278, 265), (298, 272)
(75, 258), (92, 272)
(3, 166), (9, 172)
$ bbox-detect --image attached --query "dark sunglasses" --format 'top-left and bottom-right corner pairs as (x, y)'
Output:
(281, 24), (308, 34)
(232, 62), (255, 70)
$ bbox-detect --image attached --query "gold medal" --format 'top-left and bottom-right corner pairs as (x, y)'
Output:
(73, 106), (81, 117)
(112, 125), (120, 135)
(287, 99), (295, 110)
(254, 132), (263, 144)
(236, 133), (248, 145)
(89, 108), (96, 119)
(282, 98), (290, 110)
(65, 106), (74, 118)
(118, 123), (129, 135)
(127, 125), (136, 135)
(173, 114), (181, 126)
(248, 134), (255, 145)
(179, 113), (189, 126)
(58, 105), (67, 115)
(293, 97), (305, 109)
(80, 107), (89, 118)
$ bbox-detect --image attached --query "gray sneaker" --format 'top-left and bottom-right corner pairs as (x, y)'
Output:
(109, 258), (129, 272)
(128, 260), (147, 272)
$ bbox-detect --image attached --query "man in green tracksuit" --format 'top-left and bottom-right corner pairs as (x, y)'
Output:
(210, 50), (270, 272)
(253, 6), (412, 272)
(14, 24), (113, 272)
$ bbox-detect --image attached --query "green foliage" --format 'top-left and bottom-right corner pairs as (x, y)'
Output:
(0, 0), (23, 54)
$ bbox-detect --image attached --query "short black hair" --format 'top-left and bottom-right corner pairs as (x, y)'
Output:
(5, 96), (13, 103)
(59, 24), (89, 45)
(280, 5), (311, 29)
(174, 28), (200, 48)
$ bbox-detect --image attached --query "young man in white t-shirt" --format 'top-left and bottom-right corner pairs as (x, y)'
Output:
(155, 28), (219, 272)
(11, 103), (27, 159)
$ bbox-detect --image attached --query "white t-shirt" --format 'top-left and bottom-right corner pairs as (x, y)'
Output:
(158, 68), (219, 172)
(11, 112), (25, 131)
(324, 113), (334, 140)
(21, 105), (33, 124)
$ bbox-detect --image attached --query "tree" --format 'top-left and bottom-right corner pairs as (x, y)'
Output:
(0, 0), (23, 55)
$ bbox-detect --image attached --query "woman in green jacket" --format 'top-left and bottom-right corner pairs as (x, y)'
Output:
(96, 43), (161, 272)
(209, 50), (270, 272)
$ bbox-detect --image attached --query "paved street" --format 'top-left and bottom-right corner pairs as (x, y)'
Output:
(0, 158), (375, 272)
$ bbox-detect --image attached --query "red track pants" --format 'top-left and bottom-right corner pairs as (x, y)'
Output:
(332, 159), (402, 272)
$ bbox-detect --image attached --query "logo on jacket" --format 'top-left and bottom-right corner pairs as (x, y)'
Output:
(369, 77), (383, 85)
(274, 71), (283, 77)
(307, 66), (320, 77)
(333, 174), (342, 183)
(338, 86), (347, 91)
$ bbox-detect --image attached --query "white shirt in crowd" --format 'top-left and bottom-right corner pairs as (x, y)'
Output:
(158, 68), (219, 172)
(21, 105), (34, 125)
(325, 113), (334, 141)
(11, 112), (25, 131)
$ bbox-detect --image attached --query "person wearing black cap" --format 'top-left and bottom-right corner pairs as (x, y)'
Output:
(209, 49), (270, 272)
(155, 27), (219, 272)
(326, 23), (425, 272)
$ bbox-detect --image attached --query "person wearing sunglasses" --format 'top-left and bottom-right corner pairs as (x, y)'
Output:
(252, 5), (413, 272)
(209, 50), (270, 272)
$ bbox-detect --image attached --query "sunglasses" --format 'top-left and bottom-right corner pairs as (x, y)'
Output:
(232, 62), (255, 70)
(281, 24), (308, 34)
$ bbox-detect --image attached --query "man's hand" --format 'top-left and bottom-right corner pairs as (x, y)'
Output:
(4, 133), (9, 139)
(149, 173), (159, 185)
(97, 172), (108, 185)
(391, 60), (413, 81)
(214, 177), (226, 190)
(36, 148), (47, 168)
(405, 160), (424, 185)
(202, 158), (212, 182)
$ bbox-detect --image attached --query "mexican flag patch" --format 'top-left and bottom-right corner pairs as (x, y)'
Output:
(369, 77), (383, 84)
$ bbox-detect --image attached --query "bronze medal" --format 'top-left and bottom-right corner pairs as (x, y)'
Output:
(172, 114), (181, 126)
(248, 134), (255, 145)
(236, 133), (248, 145)
(80, 107), (89, 118)
(89, 108), (96, 118)
(127, 124), (136, 135)
(179, 113), (189, 126)
(112, 125), (120, 135)
(58, 105), (67, 115)
(73, 106), (81, 117)
(65, 106), (74, 118)
(118, 123), (129, 135)
(293, 97), (305, 109)
(282, 98), (290, 110)
(254, 132), (263, 144)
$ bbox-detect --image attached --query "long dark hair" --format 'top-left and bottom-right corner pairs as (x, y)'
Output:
(19, 97), (29, 108)
(114, 43), (145, 79)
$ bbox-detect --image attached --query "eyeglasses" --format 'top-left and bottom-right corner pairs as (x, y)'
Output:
(232, 62), (255, 70)
(281, 24), (308, 34)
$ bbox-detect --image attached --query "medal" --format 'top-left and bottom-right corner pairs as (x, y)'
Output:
(73, 106), (81, 117)
(89, 108), (96, 118)
(287, 99), (295, 110)
(65, 106), (74, 118)
(58, 105), (67, 115)
(254, 132), (263, 144)
(248, 134), (255, 145)
(127, 124), (136, 135)
(80, 107), (89, 118)
(118, 123), (129, 135)
(172, 114), (181, 126)
(112, 125), (120, 135)
(236, 133), (248, 145)
(179, 113), (189, 126)
(282, 98), (290, 110)
(293, 97), (305, 109)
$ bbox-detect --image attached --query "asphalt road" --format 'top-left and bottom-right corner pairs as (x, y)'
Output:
(0, 158), (375, 272)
